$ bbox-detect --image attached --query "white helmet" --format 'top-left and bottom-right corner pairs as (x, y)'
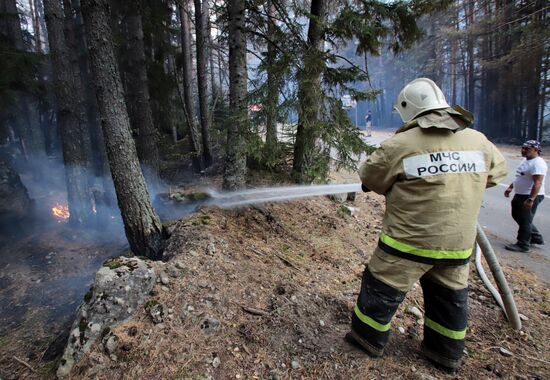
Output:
(394, 78), (450, 122)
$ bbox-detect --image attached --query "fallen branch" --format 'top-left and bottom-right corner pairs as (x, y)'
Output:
(240, 305), (270, 316)
(13, 356), (36, 373)
(521, 354), (550, 366)
(272, 251), (303, 272)
(250, 247), (266, 256)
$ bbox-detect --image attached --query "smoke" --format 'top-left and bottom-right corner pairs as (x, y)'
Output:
(9, 154), (125, 239)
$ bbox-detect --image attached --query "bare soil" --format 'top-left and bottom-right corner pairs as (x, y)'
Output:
(1, 170), (549, 379)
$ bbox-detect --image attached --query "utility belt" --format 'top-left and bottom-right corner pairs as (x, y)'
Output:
(378, 232), (471, 266)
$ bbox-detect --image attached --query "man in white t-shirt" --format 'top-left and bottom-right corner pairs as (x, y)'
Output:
(504, 140), (547, 252)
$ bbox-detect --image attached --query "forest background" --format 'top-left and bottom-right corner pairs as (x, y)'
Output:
(1, 0), (549, 378)
(0, 0), (549, 261)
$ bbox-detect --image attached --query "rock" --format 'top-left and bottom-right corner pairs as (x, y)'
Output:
(291, 360), (301, 369)
(200, 317), (220, 336)
(328, 192), (348, 203)
(499, 347), (513, 357)
(406, 305), (423, 319)
(207, 243), (216, 255)
(149, 304), (164, 324)
(104, 335), (118, 355)
(159, 272), (170, 285)
(343, 206), (360, 216)
(57, 257), (155, 378)
(420, 374), (439, 380)
(166, 266), (180, 278)
(518, 313), (529, 321)
(319, 320), (325, 327)
(212, 356), (221, 368)
(398, 326), (405, 334)
(407, 326), (419, 339)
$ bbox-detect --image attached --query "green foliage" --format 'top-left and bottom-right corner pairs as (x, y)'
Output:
(0, 10), (44, 114)
(321, 97), (374, 172)
(245, 0), (449, 183)
(337, 205), (351, 217)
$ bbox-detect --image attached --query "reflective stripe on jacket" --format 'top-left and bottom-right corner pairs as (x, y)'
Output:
(359, 108), (507, 265)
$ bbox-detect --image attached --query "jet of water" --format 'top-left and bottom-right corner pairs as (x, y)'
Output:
(206, 183), (363, 208)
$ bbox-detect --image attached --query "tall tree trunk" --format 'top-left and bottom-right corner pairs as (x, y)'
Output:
(124, 0), (160, 185)
(71, 0), (116, 207)
(292, 0), (326, 183)
(194, 0), (213, 167)
(81, 0), (164, 259)
(205, 0), (217, 98)
(539, 51), (548, 141)
(526, 0), (544, 139)
(179, 2), (203, 171)
(30, 0), (42, 52)
(3, 0), (46, 164)
(466, 0), (475, 114)
(43, 0), (94, 226)
(62, 0), (93, 170)
(223, 0), (248, 190)
(263, 0), (278, 164)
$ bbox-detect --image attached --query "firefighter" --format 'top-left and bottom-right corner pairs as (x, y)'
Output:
(347, 78), (507, 373)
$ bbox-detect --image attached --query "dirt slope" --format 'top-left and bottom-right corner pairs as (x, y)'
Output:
(67, 192), (549, 380)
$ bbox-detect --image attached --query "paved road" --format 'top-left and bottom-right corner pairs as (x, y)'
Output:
(361, 130), (550, 284)
(478, 150), (550, 284)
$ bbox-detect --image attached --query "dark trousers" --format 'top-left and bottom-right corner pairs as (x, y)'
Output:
(352, 269), (467, 364)
(511, 194), (544, 247)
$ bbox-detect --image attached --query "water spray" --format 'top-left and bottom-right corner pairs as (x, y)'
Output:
(206, 183), (363, 208)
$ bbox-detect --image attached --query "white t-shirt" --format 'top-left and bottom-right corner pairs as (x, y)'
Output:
(513, 156), (547, 195)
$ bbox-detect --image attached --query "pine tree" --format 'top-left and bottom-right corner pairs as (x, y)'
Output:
(223, 0), (248, 190)
(44, 0), (95, 226)
(81, 0), (164, 259)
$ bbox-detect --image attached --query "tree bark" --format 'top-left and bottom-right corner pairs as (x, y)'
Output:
(223, 0), (248, 190)
(263, 1), (278, 163)
(292, 0), (326, 183)
(81, 0), (164, 259)
(205, 0), (217, 98)
(194, 0), (213, 167)
(43, 0), (95, 226)
(466, 0), (475, 114)
(2, 0), (46, 164)
(526, 0), (544, 139)
(124, 0), (160, 185)
(62, 0), (93, 169)
(179, 1), (204, 171)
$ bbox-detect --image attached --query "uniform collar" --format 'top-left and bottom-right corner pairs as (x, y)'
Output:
(396, 106), (474, 134)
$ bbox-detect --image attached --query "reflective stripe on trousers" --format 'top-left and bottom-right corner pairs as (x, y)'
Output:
(352, 250), (468, 362)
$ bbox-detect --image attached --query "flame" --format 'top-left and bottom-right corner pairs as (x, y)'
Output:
(51, 203), (70, 221)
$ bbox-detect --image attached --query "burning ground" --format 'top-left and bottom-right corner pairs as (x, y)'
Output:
(1, 186), (548, 379)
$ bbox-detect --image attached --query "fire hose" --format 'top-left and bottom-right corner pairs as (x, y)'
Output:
(475, 223), (522, 330)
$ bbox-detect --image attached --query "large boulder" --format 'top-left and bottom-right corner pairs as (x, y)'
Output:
(57, 257), (156, 378)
